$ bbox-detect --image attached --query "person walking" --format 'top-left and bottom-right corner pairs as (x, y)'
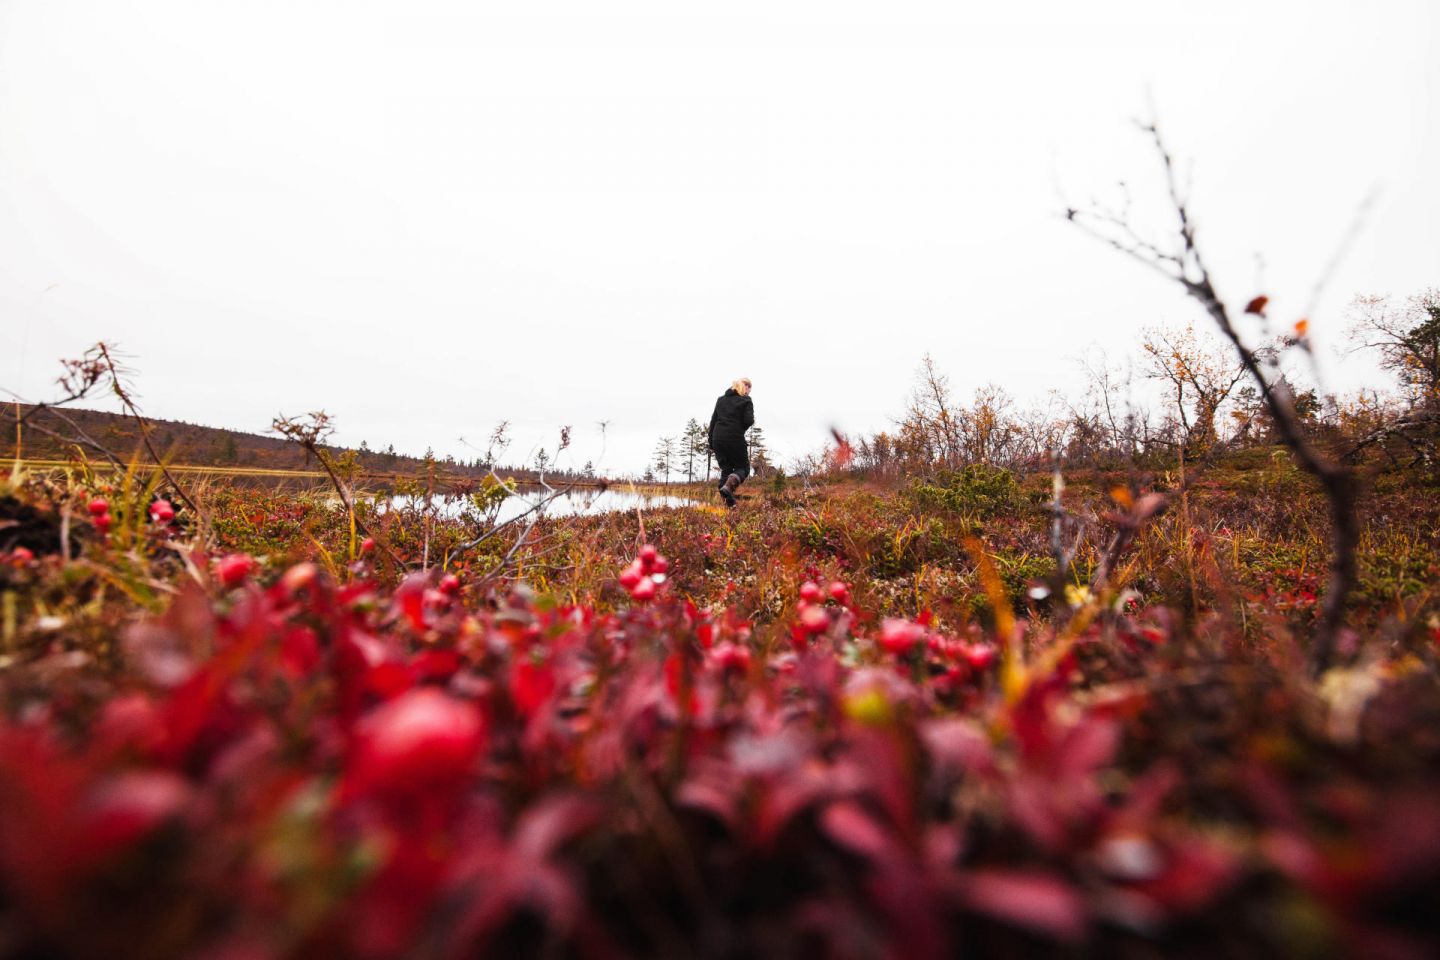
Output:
(708, 378), (754, 508)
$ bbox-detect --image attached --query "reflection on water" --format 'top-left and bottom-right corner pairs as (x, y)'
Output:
(386, 487), (697, 524)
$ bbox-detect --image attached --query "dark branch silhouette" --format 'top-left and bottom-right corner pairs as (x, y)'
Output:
(1068, 121), (1359, 674)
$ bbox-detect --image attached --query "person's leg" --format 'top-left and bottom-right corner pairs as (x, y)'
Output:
(715, 453), (740, 506)
(714, 442), (748, 506)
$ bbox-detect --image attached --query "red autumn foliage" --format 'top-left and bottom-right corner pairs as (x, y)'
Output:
(0, 477), (1437, 958)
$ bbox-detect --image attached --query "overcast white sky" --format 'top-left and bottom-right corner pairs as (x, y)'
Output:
(2, 1), (1436, 475)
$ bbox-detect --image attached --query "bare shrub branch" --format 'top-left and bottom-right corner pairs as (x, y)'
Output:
(1068, 121), (1360, 674)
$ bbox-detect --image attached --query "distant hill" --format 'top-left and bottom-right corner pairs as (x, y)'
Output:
(8, 404), (575, 483)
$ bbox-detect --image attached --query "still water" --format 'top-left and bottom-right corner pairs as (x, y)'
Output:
(385, 486), (698, 525)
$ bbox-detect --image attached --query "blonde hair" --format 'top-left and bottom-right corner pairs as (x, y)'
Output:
(731, 378), (752, 396)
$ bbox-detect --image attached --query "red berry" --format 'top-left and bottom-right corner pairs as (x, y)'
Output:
(217, 553), (255, 587)
(349, 689), (484, 796)
(618, 561), (644, 590)
(281, 562), (318, 595)
(799, 581), (823, 604)
(439, 573), (461, 595)
(149, 499), (175, 524)
(8, 546), (35, 567)
(360, 536), (376, 554)
(93, 512), (112, 532)
(630, 576), (657, 601)
(712, 642), (751, 672)
(638, 544), (659, 570)
(964, 644), (996, 670)
(878, 619), (924, 655)
(799, 605), (830, 634)
(87, 497), (109, 516)
(652, 555), (669, 574)
(828, 581), (849, 602)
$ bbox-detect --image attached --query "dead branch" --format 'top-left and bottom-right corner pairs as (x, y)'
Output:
(96, 344), (207, 530)
(1068, 121), (1359, 674)
(272, 411), (406, 569)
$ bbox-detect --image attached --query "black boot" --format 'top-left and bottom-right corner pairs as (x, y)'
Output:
(718, 473), (740, 507)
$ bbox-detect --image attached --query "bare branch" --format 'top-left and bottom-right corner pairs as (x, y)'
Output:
(1069, 119), (1360, 674)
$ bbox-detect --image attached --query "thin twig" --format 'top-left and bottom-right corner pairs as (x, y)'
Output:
(96, 344), (207, 529)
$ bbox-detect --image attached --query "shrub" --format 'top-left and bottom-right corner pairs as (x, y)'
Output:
(911, 464), (1023, 519)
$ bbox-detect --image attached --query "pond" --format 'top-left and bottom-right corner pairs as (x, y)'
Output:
(384, 485), (699, 525)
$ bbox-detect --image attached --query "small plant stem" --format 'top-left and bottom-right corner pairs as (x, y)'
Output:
(1179, 445), (1199, 618)
(96, 344), (207, 532)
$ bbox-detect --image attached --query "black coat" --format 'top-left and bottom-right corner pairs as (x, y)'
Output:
(708, 389), (754, 452)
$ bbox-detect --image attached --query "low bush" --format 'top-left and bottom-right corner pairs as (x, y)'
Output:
(0, 461), (1437, 958)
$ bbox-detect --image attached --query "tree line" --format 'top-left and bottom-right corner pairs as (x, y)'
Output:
(814, 288), (1437, 480)
(646, 419), (771, 485)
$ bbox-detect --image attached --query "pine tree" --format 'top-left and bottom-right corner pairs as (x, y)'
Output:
(683, 418), (707, 482)
(652, 436), (676, 486)
(746, 425), (769, 476)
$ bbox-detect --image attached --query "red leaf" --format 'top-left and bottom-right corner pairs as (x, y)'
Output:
(1138, 835), (1240, 912)
(962, 868), (1087, 942)
(922, 718), (994, 774)
(365, 662), (414, 701)
(394, 574), (429, 632)
(510, 658), (557, 717)
(280, 626), (321, 678)
(821, 801), (894, 860)
(77, 771), (190, 866)
(1055, 715), (1120, 782)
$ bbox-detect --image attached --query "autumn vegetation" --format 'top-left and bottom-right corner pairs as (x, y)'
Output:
(1, 135), (1438, 957)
